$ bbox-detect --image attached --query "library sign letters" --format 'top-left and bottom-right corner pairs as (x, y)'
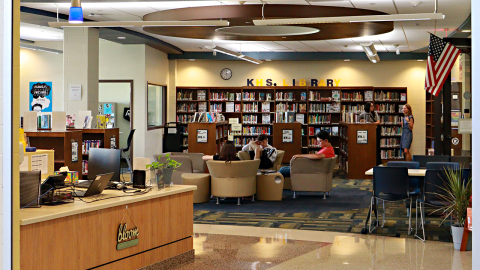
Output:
(246, 78), (341, 87)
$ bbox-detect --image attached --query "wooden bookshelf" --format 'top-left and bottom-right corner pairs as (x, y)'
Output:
(272, 123), (302, 163)
(176, 86), (407, 160)
(25, 131), (83, 173)
(187, 122), (228, 155)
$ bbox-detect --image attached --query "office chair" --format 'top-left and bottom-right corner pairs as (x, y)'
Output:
(121, 129), (136, 181)
(425, 162), (460, 170)
(369, 166), (412, 234)
(387, 161), (421, 218)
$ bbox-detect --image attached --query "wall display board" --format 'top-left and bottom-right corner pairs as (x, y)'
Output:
(357, 130), (368, 144)
(29, 82), (53, 112)
(282, 130), (293, 143)
(197, 130), (208, 143)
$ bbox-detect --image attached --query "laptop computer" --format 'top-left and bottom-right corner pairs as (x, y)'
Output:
(73, 173), (113, 197)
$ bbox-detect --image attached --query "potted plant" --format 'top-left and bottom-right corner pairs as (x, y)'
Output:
(146, 153), (182, 190)
(431, 167), (472, 250)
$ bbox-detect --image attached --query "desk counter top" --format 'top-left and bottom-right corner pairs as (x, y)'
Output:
(365, 168), (427, 176)
(20, 185), (196, 226)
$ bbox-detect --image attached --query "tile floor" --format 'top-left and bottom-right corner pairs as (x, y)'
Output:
(172, 224), (472, 270)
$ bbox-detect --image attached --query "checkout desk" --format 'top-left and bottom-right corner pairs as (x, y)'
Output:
(20, 185), (196, 270)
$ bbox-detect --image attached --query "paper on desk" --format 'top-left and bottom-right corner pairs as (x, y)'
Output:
(31, 154), (48, 174)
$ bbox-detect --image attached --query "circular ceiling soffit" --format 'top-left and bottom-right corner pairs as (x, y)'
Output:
(215, 26), (320, 36)
(142, 5), (393, 41)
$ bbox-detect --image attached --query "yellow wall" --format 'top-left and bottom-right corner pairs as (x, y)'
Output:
(173, 59), (427, 155)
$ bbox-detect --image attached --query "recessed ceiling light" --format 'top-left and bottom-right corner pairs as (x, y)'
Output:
(265, 59), (271, 61)
(462, 30), (471, 32)
(282, 37), (286, 38)
(344, 59), (350, 61)
(117, 37), (126, 39)
(189, 59), (195, 61)
(369, 3), (375, 5)
(418, 59), (424, 61)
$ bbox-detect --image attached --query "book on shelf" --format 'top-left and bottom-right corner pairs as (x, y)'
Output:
(236, 93), (242, 101)
(229, 93), (235, 101)
(331, 102), (340, 113)
(308, 127), (314, 136)
(226, 102), (234, 112)
(296, 114), (305, 124)
(400, 93), (407, 101)
(37, 114), (51, 129)
(96, 115), (106, 129)
(198, 102), (207, 112)
(285, 112), (296, 123)
(332, 126), (339, 136)
(315, 128), (321, 135)
(365, 91), (373, 102)
(301, 92), (307, 101)
(177, 90), (193, 100)
(197, 90), (206, 101)
(266, 93), (272, 101)
(275, 112), (285, 123)
(262, 102), (270, 112)
(299, 103), (307, 113)
(323, 126), (331, 135)
(259, 93), (265, 101)
(235, 104), (241, 112)
(262, 114), (271, 124)
(332, 90), (340, 101)
(83, 116), (92, 129)
(66, 115), (75, 128)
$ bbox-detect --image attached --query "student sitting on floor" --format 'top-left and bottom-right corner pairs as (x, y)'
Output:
(279, 130), (335, 178)
(203, 140), (240, 162)
(242, 134), (278, 169)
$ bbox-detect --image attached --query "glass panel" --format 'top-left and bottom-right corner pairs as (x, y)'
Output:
(147, 83), (165, 128)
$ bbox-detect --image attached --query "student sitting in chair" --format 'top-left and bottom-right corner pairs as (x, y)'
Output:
(279, 130), (335, 178)
(242, 134), (278, 169)
(203, 140), (240, 162)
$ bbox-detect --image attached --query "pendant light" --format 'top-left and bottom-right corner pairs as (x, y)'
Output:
(69, 0), (83, 24)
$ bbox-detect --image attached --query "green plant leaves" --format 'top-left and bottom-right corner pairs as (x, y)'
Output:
(145, 154), (182, 170)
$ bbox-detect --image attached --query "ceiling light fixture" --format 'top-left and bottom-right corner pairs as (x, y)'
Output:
(189, 59), (195, 61)
(394, 44), (400, 55)
(20, 43), (63, 54)
(117, 37), (126, 39)
(360, 42), (380, 63)
(265, 59), (272, 61)
(204, 45), (263, 64)
(253, 13), (444, 26)
(69, 0), (83, 24)
(344, 59), (350, 61)
(462, 30), (471, 32)
(49, 20), (230, 28)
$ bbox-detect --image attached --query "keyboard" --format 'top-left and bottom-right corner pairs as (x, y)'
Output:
(74, 181), (92, 189)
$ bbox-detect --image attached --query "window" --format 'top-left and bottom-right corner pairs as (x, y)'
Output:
(147, 82), (167, 130)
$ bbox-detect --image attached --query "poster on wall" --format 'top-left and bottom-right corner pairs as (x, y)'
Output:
(29, 82), (52, 112)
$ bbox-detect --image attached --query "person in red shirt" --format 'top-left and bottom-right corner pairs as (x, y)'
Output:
(279, 130), (335, 178)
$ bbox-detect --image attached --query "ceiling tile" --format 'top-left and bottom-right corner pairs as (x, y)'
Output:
(274, 41), (318, 51)
(301, 40), (343, 51)
(249, 41), (289, 50)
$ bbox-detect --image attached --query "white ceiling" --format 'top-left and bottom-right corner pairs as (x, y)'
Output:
(21, 0), (471, 52)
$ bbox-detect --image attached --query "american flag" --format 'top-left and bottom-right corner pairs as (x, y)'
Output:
(424, 34), (461, 97)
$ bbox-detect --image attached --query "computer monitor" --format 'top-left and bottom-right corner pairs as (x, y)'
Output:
(88, 148), (121, 181)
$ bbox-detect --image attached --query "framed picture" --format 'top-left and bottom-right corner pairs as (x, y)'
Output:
(197, 129), (208, 143)
(282, 129), (293, 143)
(357, 130), (368, 144)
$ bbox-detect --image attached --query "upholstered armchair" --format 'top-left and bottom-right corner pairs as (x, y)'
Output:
(153, 155), (193, 185)
(238, 150), (285, 171)
(168, 152), (206, 173)
(290, 156), (337, 199)
(206, 159), (261, 205)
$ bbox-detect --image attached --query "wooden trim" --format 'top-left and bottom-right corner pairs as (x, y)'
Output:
(147, 82), (168, 130)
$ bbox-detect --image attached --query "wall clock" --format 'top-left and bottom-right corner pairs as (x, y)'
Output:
(220, 68), (232, 80)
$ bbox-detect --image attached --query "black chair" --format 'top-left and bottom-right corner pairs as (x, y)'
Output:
(121, 129), (136, 181)
(369, 166), (412, 234)
(386, 161), (421, 217)
(425, 162), (460, 170)
(416, 169), (450, 242)
(412, 155), (450, 168)
(462, 168), (472, 184)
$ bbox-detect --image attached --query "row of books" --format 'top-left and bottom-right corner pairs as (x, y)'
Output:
(309, 90), (340, 101)
(341, 92), (364, 101)
(82, 160), (89, 174)
(210, 103), (223, 112)
(310, 103), (340, 113)
(182, 138), (188, 147)
(340, 142), (348, 154)
(275, 92), (296, 101)
(82, 140), (101, 154)
(341, 104), (365, 113)
(374, 91), (407, 101)
(381, 149), (405, 159)
(275, 112), (297, 123)
(177, 103), (196, 112)
(341, 112), (361, 123)
(381, 126), (402, 136)
(380, 115), (402, 124)
(242, 114), (258, 124)
(276, 103), (298, 112)
(307, 126), (339, 136)
(210, 92), (233, 101)
(242, 126), (271, 135)
(226, 102), (241, 112)
(37, 115), (51, 129)
(375, 103), (397, 113)
(177, 90), (195, 101)
(193, 112), (225, 123)
(243, 103), (259, 112)
(259, 93), (273, 101)
(380, 138), (400, 147)
(243, 92), (256, 101)
(308, 114), (332, 124)
(176, 114), (194, 123)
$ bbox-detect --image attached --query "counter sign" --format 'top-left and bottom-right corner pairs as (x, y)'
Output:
(117, 223), (139, 250)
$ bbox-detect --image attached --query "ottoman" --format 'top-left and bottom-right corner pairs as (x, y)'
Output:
(181, 173), (211, 203)
(256, 172), (284, 201)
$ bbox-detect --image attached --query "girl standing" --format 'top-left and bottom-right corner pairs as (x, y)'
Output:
(400, 104), (414, 161)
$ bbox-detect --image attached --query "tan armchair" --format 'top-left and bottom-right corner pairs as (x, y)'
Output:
(238, 150), (285, 171)
(168, 152), (206, 173)
(206, 159), (261, 205)
(290, 156), (337, 199)
(153, 155), (193, 185)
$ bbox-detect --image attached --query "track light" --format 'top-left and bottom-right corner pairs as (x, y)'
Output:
(69, 0), (83, 24)
(361, 42), (380, 63)
(20, 43), (63, 54)
(204, 45), (263, 64)
(396, 49), (400, 55)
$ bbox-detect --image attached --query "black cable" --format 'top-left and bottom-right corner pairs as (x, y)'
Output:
(68, 186), (153, 203)
(21, 187), (54, 209)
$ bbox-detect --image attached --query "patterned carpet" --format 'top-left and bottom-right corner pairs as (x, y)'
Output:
(193, 171), (454, 242)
